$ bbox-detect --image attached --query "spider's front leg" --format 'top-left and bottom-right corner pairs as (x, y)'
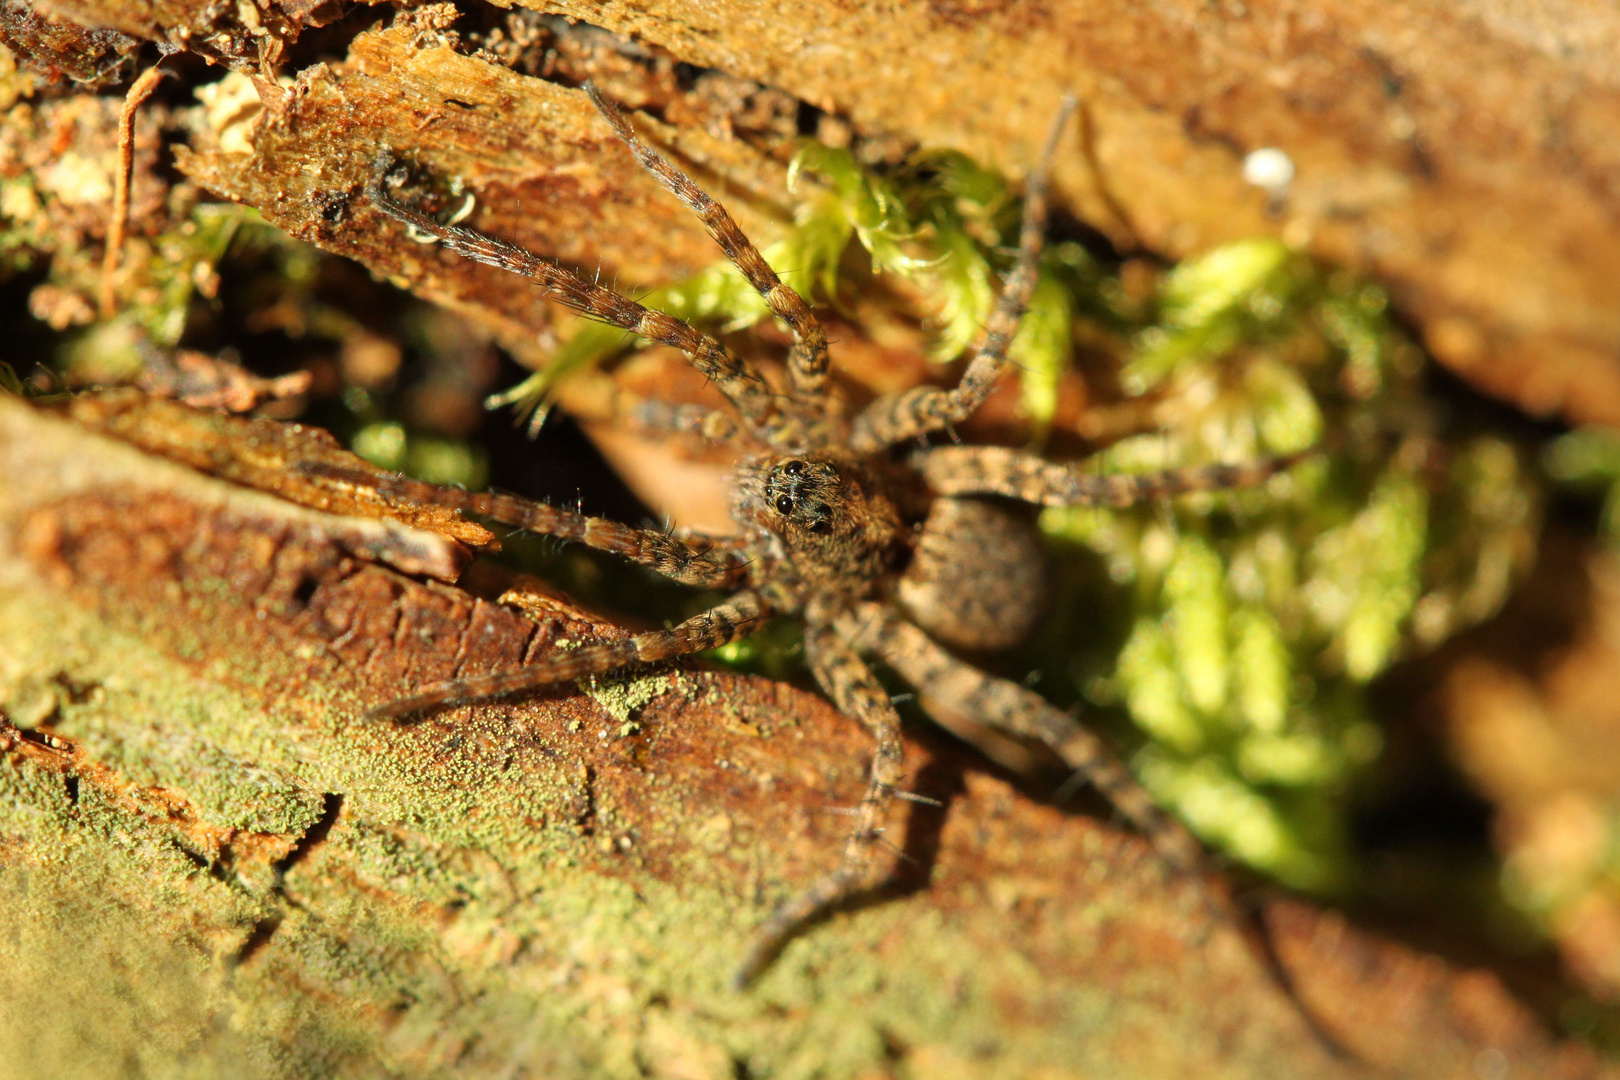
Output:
(365, 151), (780, 437)
(584, 83), (832, 405)
(917, 444), (1304, 507)
(374, 590), (771, 720)
(734, 618), (905, 987)
(297, 461), (747, 588)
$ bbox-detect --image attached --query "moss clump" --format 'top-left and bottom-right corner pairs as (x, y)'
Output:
(1039, 240), (1540, 889)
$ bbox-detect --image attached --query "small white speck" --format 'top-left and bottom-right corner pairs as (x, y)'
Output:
(1242, 148), (1295, 196)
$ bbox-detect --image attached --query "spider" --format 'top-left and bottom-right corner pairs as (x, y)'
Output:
(330, 83), (1297, 986)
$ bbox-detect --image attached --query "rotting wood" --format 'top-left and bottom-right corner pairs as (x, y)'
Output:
(2, 2), (1619, 1073)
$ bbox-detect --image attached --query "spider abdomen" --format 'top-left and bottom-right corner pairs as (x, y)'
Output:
(897, 496), (1046, 653)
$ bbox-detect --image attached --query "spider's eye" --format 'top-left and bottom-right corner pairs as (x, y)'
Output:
(774, 495), (795, 515)
(783, 460), (805, 475)
(806, 519), (830, 534)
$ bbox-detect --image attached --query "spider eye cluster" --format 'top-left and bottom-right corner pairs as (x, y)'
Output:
(767, 458), (841, 535)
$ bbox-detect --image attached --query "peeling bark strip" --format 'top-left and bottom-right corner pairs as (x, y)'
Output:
(47, 388), (498, 568)
(172, 26), (761, 348)
(0, 396), (1607, 1076)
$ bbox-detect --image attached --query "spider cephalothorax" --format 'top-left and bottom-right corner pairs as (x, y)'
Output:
(330, 83), (1297, 985)
(739, 454), (906, 600)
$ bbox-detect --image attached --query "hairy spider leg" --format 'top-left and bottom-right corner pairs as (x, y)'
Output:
(850, 98), (1076, 453)
(845, 610), (1355, 1057)
(371, 591), (770, 720)
(917, 445), (1303, 506)
(366, 154), (781, 441)
(843, 605), (1209, 870)
(734, 619), (906, 987)
(298, 461), (748, 588)
(585, 82), (833, 410)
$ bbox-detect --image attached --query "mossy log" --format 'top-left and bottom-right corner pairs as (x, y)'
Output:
(0, 391), (1608, 1078)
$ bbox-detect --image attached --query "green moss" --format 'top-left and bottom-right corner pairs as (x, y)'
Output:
(1038, 244), (1541, 890)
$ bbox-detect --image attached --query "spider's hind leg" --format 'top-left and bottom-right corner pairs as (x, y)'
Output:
(839, 605), (1208, 872)
(845, 608), (1362, 1058)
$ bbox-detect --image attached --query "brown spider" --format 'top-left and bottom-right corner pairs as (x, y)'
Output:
(329, 83), (1296, 986)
